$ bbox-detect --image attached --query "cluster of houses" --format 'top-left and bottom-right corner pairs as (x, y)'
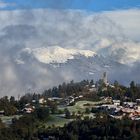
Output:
(21, 97), (48, 114)
(96, 97), (140, 120)
(21, 95), (84, 114)
(63, 95), (83, 106)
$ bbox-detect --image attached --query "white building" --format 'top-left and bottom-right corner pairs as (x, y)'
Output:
(113, 100), (121, 106)
(39, 98), (46, 104)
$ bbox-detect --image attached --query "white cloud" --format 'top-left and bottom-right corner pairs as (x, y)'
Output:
(0, 0), (15, 8)
(103, 9), (140, 41)
(0, 1), (8, 8)
(0, 8), (139, 96)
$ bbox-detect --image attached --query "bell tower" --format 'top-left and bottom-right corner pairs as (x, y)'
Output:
(103, 72), (107, 85)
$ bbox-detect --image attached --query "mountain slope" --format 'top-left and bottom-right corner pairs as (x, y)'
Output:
(32, 46), (96, 64)
(14, 46), (129, 88)
(0, 9), (140, 96)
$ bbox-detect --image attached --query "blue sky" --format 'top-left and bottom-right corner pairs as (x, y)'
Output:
(1, 0), (140, 11)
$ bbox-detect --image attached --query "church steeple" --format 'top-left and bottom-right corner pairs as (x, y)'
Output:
(103, 72), (107, 85)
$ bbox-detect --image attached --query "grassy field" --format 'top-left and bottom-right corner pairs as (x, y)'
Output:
(0, 100), (100, 128)
(0, 115), (22, 126)
(45, 115), (73, 127)
(59, 100), (101, 113)
(44, 100), (100, 127)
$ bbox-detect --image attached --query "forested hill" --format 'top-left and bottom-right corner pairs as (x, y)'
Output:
(0, 80), (140, 139)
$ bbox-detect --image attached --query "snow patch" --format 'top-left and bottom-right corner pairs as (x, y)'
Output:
(32, 46), (96, 64)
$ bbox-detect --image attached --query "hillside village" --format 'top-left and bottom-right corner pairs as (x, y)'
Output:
(23, 72), (140, 121)
(1, 73), (140, 139)
(1, 72), (140, 123)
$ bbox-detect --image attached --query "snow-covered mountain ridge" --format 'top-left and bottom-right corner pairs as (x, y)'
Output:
(97, 41), (140, 65)
(32, 46), (96, 64)
(0, 9), (140, 97)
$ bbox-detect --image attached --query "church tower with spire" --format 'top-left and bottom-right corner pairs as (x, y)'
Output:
(103, 72), (108, 85)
